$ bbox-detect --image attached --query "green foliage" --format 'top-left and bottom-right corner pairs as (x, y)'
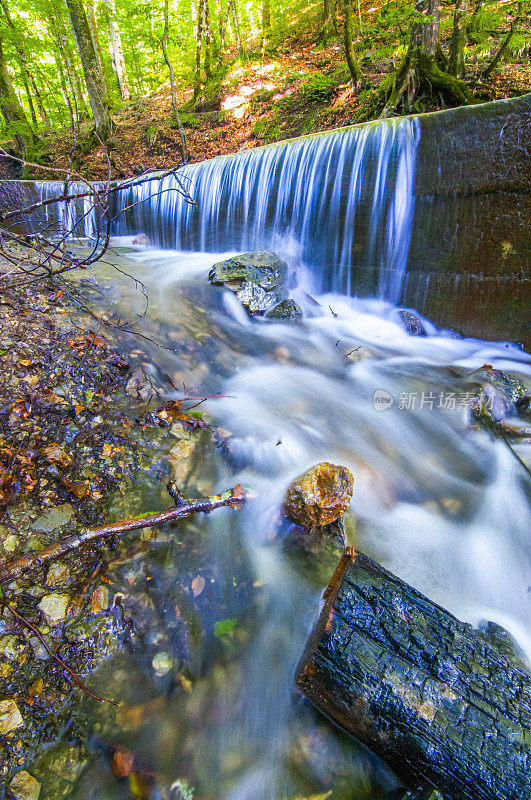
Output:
(298, 72), (338, 103)
(179, 112), (202, 128)
(214, 617), (238, 637)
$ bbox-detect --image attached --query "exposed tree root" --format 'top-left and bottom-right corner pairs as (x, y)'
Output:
(0, 485), (246, 585)
(377, 48), (476, 117)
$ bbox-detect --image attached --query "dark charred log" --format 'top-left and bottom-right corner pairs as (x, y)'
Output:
(296, 549), (531, 800)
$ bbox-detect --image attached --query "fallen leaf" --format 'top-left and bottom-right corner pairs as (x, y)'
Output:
(191, 576), (205, 597)
(111, 748), (135, 778)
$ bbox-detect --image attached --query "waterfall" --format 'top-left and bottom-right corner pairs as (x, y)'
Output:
(114, 117), (420, 303)
(2, 117), (420, 303)
(35, 180), (97, 239)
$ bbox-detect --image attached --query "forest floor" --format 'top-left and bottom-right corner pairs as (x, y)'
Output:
(19, 12), (531, 182)
(0, 250), (226, 796)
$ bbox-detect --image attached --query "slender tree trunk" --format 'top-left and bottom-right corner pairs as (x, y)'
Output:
(318, 0), (331, 45)
(18, 63), (38, 126)
(449, 0), (468, 76)
(64, 0), (113, 138)
(203, 0), (213, 82)
(86, 0), (108, 95)
(219, 0), (231, 58)
(230, 0), (244, 57)
(0, 36), (36, 156)
(193, 0), (204, 99)
(0, 0), (51, 127)
(481, 1), (522, 79)
(162, 0), (188, 163)
(466, 0), (484, 44)
(343, 0), (361, 83)
(27, 70), (51, 127)
(105, 0), (130, 100)
(261, 0), (271, 53)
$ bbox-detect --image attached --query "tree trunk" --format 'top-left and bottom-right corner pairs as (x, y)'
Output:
(219, 0), (231, 59)
(64, 0), (113, 139)
(343, 0), (361, 83)
(481, 1), (522, 79)
(193, 0), (204, 99)
(230, 0), (244, 57)
(466, 0), (484, 44)
(318, 0), (331, 45)
(449, 0), (469, 77)
(86, 0), (109, 96)
(203, 0), (213, 82)
(162, 0), (188, 163)
(105, 0), (130, 100)
(410, 0), (440, 57)
(261, 0), (271, 53)
(296, 549), (531, 800)
(0, 0), (51, 127)
(0, 36), (36, 156)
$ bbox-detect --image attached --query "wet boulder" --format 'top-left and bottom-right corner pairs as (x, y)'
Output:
(132, 233), (151, 246)
(398, 309), (427, 336)
(265, 298), (303, 321)
(283, 462), (354, 527)
(208, 250), (287, 315)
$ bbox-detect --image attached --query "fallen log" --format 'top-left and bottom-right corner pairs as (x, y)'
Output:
(0, 486), (245, 585)
(296, 549), (531, 800)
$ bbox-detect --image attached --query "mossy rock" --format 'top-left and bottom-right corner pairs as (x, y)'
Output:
(209, 251), (287, 293)
(265, 298), (303, 321)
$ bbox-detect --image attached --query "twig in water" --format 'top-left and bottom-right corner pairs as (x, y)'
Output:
(0, 486), (246, 585)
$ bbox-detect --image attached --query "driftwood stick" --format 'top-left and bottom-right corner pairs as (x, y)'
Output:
(0, 486), (245, 585)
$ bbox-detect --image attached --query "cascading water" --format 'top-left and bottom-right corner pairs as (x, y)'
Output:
(114, 117), (419, 303)
(35, 180), (97, 239)
(5, 114), (529, 800)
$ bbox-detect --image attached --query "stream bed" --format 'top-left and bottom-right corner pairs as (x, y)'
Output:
(63, 240), (531, 800)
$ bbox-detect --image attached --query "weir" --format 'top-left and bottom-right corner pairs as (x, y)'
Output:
(113, 117), (419, 303)
(1, 96), (529, 340)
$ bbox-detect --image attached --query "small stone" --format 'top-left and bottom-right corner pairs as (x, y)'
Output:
(283, 462), (354, 527)
(38, 593), (70, 625)
(132, 233), (151, 246)
(9, 770), (41, 800)
(91, 585), (109, 614)
(33, 504), (73, 532)
(0, 699), (24, 734)
(3, 534), (19, 553)
(398, 309), (426, 336)
(0, 635), (23, 660)
(46, 562), (70, 588)
(152, 651), (173, 677)
(168, 438), (196, 484)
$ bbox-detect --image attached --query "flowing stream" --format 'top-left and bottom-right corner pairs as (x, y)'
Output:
(23, 118), (531, 799)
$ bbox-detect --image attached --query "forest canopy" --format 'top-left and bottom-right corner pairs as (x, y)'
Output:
(0, 0), (529, 174)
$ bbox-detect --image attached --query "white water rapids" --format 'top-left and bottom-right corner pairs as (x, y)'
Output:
(80, 240), (530, 800)
(14, 116), (530, 798)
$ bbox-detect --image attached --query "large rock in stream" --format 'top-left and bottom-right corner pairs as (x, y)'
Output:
(208, 250), (287, 314)
(283, 462), (354, 528)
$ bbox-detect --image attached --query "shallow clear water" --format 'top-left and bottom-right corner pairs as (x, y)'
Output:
(73, 240), (530, 800)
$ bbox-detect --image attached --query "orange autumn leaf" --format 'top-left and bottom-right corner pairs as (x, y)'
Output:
(191, 575), (205, 597)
